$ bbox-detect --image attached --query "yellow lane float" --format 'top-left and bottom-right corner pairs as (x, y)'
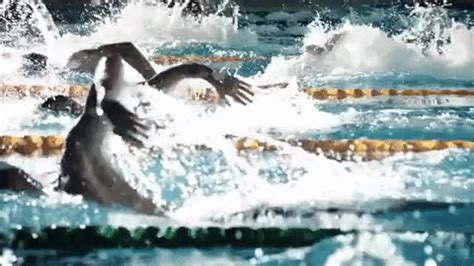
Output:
(0, 135), (65, 156)
(1, 135), (473, 161)
(1, 84), (472, 101)
(304, 88), (474, 100)
(152, 55), (269, 65)
(0, 84), (88, 98)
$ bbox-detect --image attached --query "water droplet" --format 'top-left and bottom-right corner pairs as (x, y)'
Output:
(435, 254), (444, 262)
(424, 258), (437, 266)
(424, 245), (433, 255)
(448, 205), (456, 214)
(235, 230), (242, 239)
(254, 248), (264, 259)
(413, 210), (421, 219)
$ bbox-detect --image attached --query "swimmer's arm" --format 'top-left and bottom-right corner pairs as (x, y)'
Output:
(67, 42), (157, 81)
(67, 48), (104, 74)
(304, 32), (345, 56)
(324, 32), (345, 51)
(146, 63), (254, 105)
(98, 42), (157, 80)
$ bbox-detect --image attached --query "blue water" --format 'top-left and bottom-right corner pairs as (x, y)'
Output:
(1, 1), (474, 265)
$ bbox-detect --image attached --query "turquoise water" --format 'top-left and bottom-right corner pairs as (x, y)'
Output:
(0, 1), (474, 265)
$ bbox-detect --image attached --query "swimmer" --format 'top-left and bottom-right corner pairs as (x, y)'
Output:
(304, 32), (346, 56)
(58, 55), (164, 215)
(41, 42), (254, 116)
(165, 0), (207, 16)
(402, 6), (453, 55)
(1, 54), (165, 215)
(1, 44), (251, 215)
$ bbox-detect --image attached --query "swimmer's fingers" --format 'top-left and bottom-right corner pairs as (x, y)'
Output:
(121, 112), (149, 132)
(102, 99), (149, 146)
(237, 80), (254, 96)
(113, 112), (149, 133)
(113, 128), (145, 148)
(227, 85), (253, 105)
(130, 120), (149, 136)
(118, 117), (149, 138)
(234, 89), (253, 104)
(219, 76), (254, 105)
(102, 100), (148, 130)
(112, 112), (149, 141)
(231, 93), (248, 105)
(112, 118), (148, 148)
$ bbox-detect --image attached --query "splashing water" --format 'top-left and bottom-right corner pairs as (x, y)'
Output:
(0, 1), (473, 264)
(0, 0), (59, 47)
(266, 5), (474, 88)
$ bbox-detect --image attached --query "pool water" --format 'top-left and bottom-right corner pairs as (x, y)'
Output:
(0, 1), (473, 265)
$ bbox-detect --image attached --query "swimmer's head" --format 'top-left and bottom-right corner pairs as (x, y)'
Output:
(305, 45), (326, 56)
(21, 52), (48, 76)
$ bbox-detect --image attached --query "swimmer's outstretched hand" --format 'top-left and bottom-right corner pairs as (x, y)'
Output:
(102, 100), (149, 148)
(211, 75), (254, 106)
(146, 63), (254, 106)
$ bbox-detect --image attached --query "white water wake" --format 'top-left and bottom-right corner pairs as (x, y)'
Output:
(262, 7), (474, 86)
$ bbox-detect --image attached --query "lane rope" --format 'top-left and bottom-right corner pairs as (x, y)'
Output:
(3, 226), (342, 249)
(1, 52), (269, 65)
(0, 84), (88, 98)
(0, 85), (218, 103)
(0, 135), (65, 156)
(152, 55), (269, 65)
(3, 225), (472, 250)
(1, 135), (472, 159)
(1, 85), (473, 101)
(304, 88), (474, 100)
(236, 138), (474, 161)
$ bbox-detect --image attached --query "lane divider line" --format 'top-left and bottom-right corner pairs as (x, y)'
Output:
(152, 55), (269, 65)
(1, 85), (473, 102)
(1, 135), (473, 160)
(304, 88), (474, 100)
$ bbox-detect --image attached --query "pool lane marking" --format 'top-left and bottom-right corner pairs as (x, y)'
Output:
(1, 135), (473, 161)
(152, 55), (270, 65)
(0, 85), (473, 101)
(304, 88), (474, 100)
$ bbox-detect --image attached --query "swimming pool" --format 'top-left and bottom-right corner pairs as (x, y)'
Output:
(0, 1), (473, 265)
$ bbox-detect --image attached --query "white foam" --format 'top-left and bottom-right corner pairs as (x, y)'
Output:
(266, 7), (474, 83)
(0, 249), (17, 266)
(325, 232), (416, 266)
(0, 3), (472, 235)
(0, 97), (78, 135)
(69, 2), (257, 47)
(0, 1), (262, 83)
